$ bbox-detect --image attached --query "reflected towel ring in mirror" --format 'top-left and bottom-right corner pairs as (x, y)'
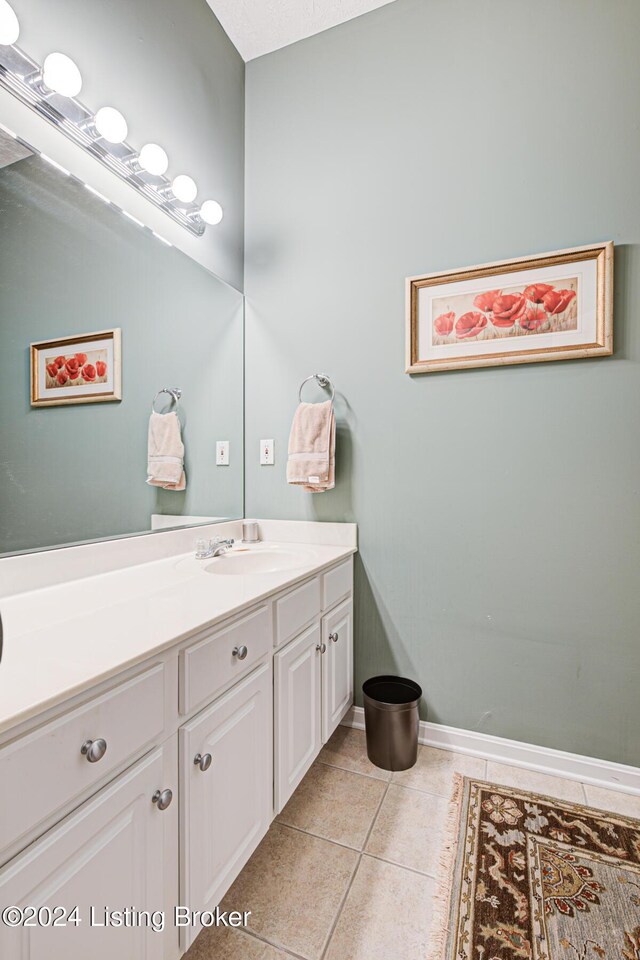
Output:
(298, 374), (335, 403)
(152, 387), (182, 413)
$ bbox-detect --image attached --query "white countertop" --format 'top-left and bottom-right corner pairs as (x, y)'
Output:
(0, 536), (355, 737)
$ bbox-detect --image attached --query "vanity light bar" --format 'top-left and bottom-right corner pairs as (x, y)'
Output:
(0, 10), (223, 238)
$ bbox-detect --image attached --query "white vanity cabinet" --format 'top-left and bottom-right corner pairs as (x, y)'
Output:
(179, 660), (272, 951)
(274, 561), (354, 812)
(0, 746), (171, 960)
(0, 546), (354, 960)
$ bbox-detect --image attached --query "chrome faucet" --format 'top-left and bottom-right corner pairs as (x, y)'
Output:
(195, 537), (235, 560)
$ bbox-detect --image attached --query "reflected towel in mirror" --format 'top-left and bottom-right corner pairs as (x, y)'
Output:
(147, 411), (186, 491)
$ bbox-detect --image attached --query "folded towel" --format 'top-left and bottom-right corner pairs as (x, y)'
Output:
(146, 411), (186, 491)
(287, 399), (335, 493)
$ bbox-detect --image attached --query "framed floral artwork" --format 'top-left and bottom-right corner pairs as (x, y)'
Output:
(30, 329), (122, 406)
(405, 242), (613, 373)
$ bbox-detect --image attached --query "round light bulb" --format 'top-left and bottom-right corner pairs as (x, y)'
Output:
(43, 52), (83, 98)
(94, 106), (128, 144)
(200, 200), (223, 225)
(139, 143), (169, 176)
(0, 0), (19, 45)
(172, 174), (198, 203)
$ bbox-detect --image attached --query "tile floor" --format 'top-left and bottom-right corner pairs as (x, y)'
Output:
(185, 726), (640, 960)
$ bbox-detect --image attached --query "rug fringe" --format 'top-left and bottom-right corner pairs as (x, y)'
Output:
(426, 772), (465, 960)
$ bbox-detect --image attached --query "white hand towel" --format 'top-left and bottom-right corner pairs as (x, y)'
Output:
(287, 400), (335, 493)
(147, 411), (186, 491)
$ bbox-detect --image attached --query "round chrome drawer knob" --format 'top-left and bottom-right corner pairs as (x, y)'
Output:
(232, 645), (248, 660)
(329, 632), (339, 643)
(316, 642), (327, 654)
(194, 752), (212, 772)
(152, 788), (173, 811)
(80, 738), (107, 763)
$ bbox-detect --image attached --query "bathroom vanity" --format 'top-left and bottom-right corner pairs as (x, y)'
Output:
(0, 521), (356, 959)
(0, 76), (354, 960)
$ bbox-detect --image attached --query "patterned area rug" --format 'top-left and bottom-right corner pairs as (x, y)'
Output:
(430, 776), (640, 960)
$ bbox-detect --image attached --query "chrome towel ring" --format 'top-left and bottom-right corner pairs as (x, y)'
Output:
(152, 387), (182, 413)
(298, 373), (335, 403)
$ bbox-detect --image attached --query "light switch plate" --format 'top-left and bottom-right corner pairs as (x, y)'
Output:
(260, 439), (275, 465)
(216, 440), (230, 466)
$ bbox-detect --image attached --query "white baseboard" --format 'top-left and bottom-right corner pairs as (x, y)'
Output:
(342, 706), (640, 796)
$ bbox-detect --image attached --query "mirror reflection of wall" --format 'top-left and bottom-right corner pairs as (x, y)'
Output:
(0, 132), (244, 556)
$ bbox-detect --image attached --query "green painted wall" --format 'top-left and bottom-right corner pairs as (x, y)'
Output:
(0, 156), (243, 553)
(244, 0), (640, 765)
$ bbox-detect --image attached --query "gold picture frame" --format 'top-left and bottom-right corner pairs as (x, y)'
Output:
(30, 328), (122, 407)
(405, 242), (613, 374)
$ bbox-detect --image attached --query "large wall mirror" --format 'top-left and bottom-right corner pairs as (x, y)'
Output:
(0, 121), (244, 556)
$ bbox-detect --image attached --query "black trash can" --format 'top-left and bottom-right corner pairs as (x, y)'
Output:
(362, 676), (422, 771)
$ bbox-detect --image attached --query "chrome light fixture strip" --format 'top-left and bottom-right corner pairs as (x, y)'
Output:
(0, 45), (205, 237)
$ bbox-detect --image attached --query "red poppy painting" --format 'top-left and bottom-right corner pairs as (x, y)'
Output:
(406, 243), (613, 373)
(44, 350), (109, 389)
(30, 329), (122, 406)
(432, 277), (578, 345)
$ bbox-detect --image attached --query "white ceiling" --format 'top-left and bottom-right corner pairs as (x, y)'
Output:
(206, 0), (398, 62)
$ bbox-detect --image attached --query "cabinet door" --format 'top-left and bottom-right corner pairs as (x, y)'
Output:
(274, 622), (322, 814)
(0, 748), (169, 960)
(180, 661), (272, 950)
(322, 599), (353, 744)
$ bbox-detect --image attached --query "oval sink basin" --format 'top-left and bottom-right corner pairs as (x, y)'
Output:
(204, 548), (305, 576)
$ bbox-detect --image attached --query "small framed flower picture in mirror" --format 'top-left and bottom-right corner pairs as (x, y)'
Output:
(406, 243), (613, 374)
(30, 328), (122, 406)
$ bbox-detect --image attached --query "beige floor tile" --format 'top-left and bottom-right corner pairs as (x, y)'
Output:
(317, 726), (391, 780)
(392, 745), (485, 796)
(185, 926), (290, 960)
(324, 855), (435, 960)
(583, 783), (640, 819)
(485, 761), (585, 802)
(277, 762), (386, 849)
(365, 784), (449, 875)
(221, 822), (358, 960)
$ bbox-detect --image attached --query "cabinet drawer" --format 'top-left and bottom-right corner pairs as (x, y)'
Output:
(180, 605), (271, 715)
(275, 577), (321, 648)
(322, 559), (353, 611)
(0, 664), (165, 860)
